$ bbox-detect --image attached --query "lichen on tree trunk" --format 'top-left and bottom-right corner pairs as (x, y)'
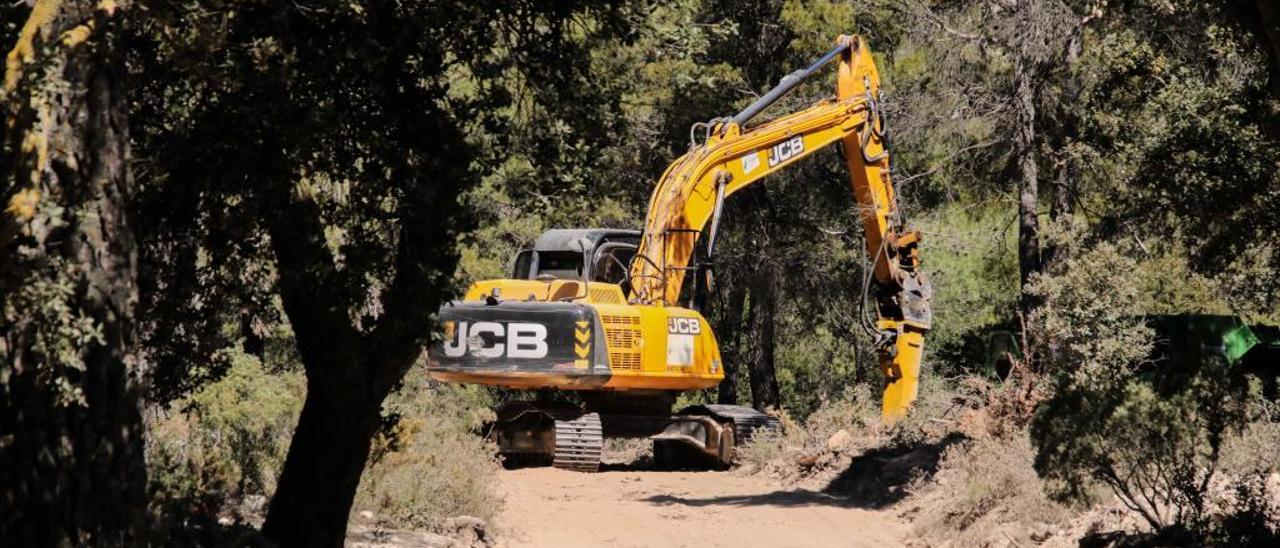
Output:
(1, 1), (146, 545)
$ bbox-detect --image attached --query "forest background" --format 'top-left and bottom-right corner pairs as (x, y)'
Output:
(1, 0), (1278, 546)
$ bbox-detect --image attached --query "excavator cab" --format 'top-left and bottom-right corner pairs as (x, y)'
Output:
(509, 229), (640, 290)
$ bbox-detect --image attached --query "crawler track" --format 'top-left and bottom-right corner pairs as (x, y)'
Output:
(552, 412), (604, 472)
(690, 404), (782, 444)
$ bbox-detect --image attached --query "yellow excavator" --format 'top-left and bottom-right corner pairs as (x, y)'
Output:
(427, 34), (931, 471)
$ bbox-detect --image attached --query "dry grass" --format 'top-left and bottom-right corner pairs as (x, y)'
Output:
(733, 384), (883, 482)
(732, 376), (1090, 546)
(734, 375), (974, 485)
(906, 433), (1077, 547)
(148, 353), (504, 537)
(603, 437), (652, 466)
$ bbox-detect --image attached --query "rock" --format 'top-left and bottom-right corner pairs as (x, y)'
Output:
(826, 429), (852, 452)
(442, 516), (487, 545)
(217, 515), (234, 526)
(359, 510), (375, 521)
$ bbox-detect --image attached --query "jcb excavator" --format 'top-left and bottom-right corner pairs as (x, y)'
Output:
(427, 35), (932, 471)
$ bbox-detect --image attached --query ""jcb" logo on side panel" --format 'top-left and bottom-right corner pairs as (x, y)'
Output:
(667, 317), (702, 335)
(442, 321), (548, 359)
(767, 136), (804, 167)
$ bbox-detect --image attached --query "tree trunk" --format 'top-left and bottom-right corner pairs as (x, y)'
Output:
(256, 140), (450, 545)
(1, 2), (145, 545)
(1262, 0), (1280, 136)
(746, 272), (781, 411)
(258, 171), (383, 547)
(241, 312), (265, 359)
(736, 186), (781, 411)
(1013, 61), (1042, 326)
(1050, 156), (1073, 224)
(262, 373), (382, 547)
(716, 280), (748, 405)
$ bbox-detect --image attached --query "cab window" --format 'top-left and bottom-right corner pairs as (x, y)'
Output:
(591, 245), (635, 285)
(511, 250), (534, 279)
(535, 251), (584, 280)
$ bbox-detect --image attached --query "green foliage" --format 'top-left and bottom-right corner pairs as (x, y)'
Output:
(918, 202), (1019, 375)
(1, 260), (103, 407)
(146, 340), (506, 531)
(1027, 232), (1153, 380)
(773, 324), (873, 417)
(453, 0), (741, 285)
(1081, 0), (1280, 310)
(148, 348), (304, 518)
(1034, 364), (1249, 530)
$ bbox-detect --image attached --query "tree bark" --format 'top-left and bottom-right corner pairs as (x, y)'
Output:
(262, 370), (382, 547)
(1260, 0), (1280, 135)
(1050, 155), (1073, 224)
(1, 2), (145, 545)
(254, 40), (468, 542)
(1042, 151), (1074, 271)
(1014, 61), (1042, 325)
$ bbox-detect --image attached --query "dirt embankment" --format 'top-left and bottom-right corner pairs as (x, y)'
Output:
(492, 467), (908, 548)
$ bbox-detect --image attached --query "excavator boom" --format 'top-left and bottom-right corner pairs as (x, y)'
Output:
(629, 35), (931, 418)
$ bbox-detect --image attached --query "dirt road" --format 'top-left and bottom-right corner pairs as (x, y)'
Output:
(493, 467), (908, 548)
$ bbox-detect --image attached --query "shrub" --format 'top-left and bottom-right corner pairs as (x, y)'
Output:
(354, 370), (503, 528)
(1220, 392), (1280, 475)
(1033, 362), (1249, 532)
(1205, 473), (1280, 546)
(1027, 238), (1252, 534)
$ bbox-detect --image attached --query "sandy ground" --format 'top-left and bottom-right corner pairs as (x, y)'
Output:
(492, 467), (908, 548)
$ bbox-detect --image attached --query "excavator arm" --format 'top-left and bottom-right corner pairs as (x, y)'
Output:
(628, 35), (932, 419)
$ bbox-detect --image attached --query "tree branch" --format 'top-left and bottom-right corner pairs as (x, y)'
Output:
(265, 180), (363, 386)
(362, 40), (471, 396)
